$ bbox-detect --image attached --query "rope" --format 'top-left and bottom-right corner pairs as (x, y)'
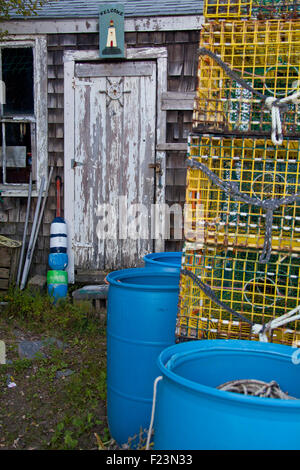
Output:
(181, 268), (254, 326)
(182, 267), (300, 344)
(252, 304), (300, 342)
(198, 48), (266, 101)
(147, 377), (295, 447)
(188, 158), (300, 263)
(0, 235), (22, 248)
(265, 93), (300, 145)
(198, 48), (300, 145)
(217, 379), (296, 399)
(146, 375), (163, 451)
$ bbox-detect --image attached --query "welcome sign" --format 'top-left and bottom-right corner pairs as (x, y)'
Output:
(99, 3), (125, 59)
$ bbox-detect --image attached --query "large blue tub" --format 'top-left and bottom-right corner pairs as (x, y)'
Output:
(106, 268), (180, 446)
(154, 339), (300, 450)
(143, 252), (182, 272)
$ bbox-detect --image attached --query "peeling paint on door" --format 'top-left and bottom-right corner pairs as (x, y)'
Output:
(72, 61), (157, 270)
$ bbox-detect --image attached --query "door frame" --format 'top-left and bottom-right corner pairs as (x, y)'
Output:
(64, 47), (168, 282)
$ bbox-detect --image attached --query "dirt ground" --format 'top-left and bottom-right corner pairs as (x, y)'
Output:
(0, 288), (112, 450)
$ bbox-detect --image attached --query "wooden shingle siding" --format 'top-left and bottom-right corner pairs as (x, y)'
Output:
(0, 27), (199, 280)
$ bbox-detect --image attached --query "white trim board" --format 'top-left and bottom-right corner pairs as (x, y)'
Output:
(3, 15), (204, 35)
(64, 47), (167, 283)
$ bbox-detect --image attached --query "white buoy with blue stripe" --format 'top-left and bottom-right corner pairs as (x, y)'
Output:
(50, 216), (68, 253)
(48, 176), (68, 270)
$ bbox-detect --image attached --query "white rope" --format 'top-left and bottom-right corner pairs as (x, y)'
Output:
(265, 91), (300, 146)
(217, 379), (296, 400)
(146, 375), (163, 450)
(252, 304), (300, 342)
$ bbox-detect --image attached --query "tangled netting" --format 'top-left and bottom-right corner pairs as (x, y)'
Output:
(217, 379), (297, 400)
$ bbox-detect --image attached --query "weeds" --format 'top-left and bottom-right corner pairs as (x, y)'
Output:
(49, 413), (103, 450)
(0, 287), (109, 450)
(0, 286), (96, 335)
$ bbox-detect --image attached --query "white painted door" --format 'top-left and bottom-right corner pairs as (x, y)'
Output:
(72, 61), (157, 271)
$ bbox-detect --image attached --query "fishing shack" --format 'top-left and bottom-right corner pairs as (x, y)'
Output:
(0, 0), (203, 285)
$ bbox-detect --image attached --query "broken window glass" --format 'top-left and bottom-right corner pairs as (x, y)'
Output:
(2, 47), (34, 115)
(0, 47), (34, 185)
(0, 122), (32, 184)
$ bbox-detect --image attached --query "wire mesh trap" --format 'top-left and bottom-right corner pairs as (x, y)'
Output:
(204, 0), (252, 19)
(186, 135), (300, 258)
(193, 20), (300, 137)
(204, 0), (300, 20)
(251, 0), (300, 19)
(176, 245), (300, 346)
(178, 10), (300, 348)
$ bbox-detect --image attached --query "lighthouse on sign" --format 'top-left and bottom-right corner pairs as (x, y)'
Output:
(99, 4), (125, 59)
(102, 18), (122, 55)
(107, 20), (117, 48)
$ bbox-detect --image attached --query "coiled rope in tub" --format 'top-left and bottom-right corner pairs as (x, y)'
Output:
(146, 376), (297, 449)
(217, 379), (296, 400)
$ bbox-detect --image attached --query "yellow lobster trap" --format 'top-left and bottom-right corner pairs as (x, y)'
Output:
(204, 0), (300, 20)
(204, 0), (252, 19)
(176, 245), (300, 346)
(186, 135), (300, 261)
(193, 20), (300, 138)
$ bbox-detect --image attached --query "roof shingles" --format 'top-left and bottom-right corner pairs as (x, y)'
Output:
(12, 0), (203, 19)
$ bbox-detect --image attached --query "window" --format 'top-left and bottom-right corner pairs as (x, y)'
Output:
(0, 37), (47, 194)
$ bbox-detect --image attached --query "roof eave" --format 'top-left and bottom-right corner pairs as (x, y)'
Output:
(1, 14), (204, 34)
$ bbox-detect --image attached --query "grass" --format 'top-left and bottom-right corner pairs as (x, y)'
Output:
(0, 286), (110, 450)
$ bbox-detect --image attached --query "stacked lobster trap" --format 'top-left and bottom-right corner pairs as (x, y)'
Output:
(176, 0), (300, 346)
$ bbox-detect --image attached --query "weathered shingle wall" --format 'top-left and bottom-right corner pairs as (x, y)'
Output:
(0, 28), (199, 280)
(47, 30), (198, 255)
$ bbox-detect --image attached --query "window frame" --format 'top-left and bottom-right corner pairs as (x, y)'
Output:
(0, 35), (48, 196)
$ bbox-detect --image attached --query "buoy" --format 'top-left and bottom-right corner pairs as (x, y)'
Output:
(49, 176), (68, 270)
(47, 270), (68, 303)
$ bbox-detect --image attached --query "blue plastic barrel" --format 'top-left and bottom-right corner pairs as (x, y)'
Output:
(154, 339), (300, 450)
(106, 268), (180, 447)
(143, 252), (182, 272)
